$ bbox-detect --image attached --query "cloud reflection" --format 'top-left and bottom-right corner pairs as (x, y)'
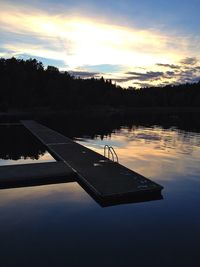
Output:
(76, 126), (200, 181)
(0, 183), (91, 206)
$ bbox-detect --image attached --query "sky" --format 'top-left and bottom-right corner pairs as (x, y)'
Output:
(1, 0), (200, 88)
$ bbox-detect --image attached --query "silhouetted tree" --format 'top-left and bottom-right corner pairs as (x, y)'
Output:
(0, 57), (200, 110)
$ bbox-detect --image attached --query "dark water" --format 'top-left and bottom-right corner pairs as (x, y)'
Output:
(0, 125), (55, 165)
(0, 120), (199, 266)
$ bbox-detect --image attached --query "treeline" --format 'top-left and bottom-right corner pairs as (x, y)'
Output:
(0, 57), (200, 111)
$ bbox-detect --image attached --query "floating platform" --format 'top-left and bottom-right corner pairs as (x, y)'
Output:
(21, 120), (163, 201)
(0, 162), (74, 189)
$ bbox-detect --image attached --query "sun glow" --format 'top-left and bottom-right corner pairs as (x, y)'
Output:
(1, 2), (199, 87)
(0, 3), (187, 69)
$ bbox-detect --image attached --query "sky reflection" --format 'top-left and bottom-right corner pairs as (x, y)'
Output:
(0, 182), (93, 208)
(76, 126), (200, 181)
(0, 124), (200, 266)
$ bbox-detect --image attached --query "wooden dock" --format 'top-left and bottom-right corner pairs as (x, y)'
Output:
(21, 120), (163, 201)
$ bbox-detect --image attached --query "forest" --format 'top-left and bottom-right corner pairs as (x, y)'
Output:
(0, 57), (200, 111)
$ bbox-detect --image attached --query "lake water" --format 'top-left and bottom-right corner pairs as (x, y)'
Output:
(0, 125), (55, 165)
(0, 122), (199, 266)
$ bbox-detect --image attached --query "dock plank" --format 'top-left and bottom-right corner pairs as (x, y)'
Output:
(22, 120), (163, 200)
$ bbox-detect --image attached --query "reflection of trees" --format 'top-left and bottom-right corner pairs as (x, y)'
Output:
(41, 110), (200, 143)
(0, 126), (46, 160)
(41, 114), (200, 157)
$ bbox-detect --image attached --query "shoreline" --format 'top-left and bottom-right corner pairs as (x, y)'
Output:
(1, 107), (200, 136)
(1, 106), (200, 119)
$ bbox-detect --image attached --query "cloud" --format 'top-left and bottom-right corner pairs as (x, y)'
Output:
(180, 57), (198, 65)
(1, 2), (200, 88)
(0, 1), (192, 70)
(165, 71), (175, 76)
(132, 82), (154, 88)
(113, 57), (200, 88)
(111, 76), (136, 83)
(68, 70), (100, 78)
(125, 71), (164, 81)
(156, 63), (181, 69)
(111, 71), (166, 85)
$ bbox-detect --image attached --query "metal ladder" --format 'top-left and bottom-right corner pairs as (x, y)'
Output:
(104, 145), (119, 163)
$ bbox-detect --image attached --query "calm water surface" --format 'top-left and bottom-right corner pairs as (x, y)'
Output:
(0, 125), (55, 165)
(0, 124), (199, 266)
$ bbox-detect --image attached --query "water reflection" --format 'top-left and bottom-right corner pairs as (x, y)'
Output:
(0, 125), (55, 165)
(75, 126), (200, 182)
(0, 183), (90, 206)
(41, 110), (200, 140)
(0, 121), (200, 266)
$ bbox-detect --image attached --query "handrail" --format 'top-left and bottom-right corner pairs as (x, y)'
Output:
(104, 145), (119, 163)
(109, 146), (119, 163)
(104, 145), (110, 158)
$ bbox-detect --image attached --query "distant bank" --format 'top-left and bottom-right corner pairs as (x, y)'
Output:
(1, 106), (200, 122)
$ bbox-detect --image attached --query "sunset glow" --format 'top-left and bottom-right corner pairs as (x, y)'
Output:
(1, 0), (200, 87)
(76, 126), (200, 181)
